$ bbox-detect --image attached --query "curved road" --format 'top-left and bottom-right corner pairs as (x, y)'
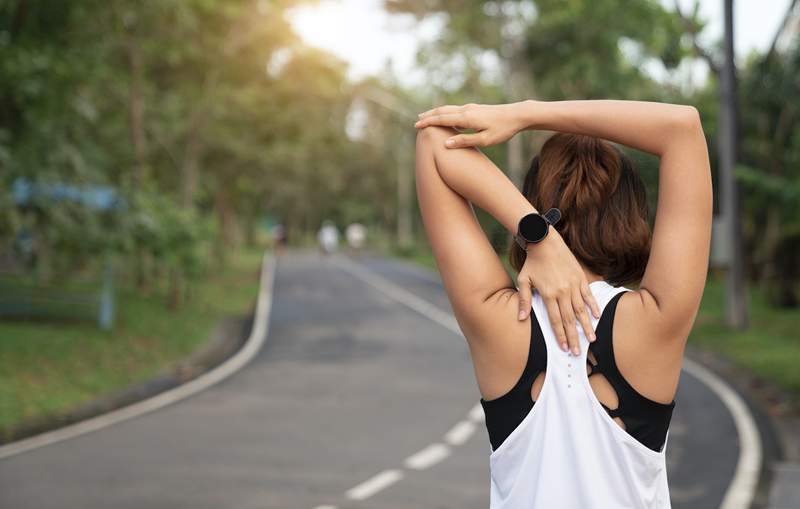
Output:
(0, 250), (739, 508)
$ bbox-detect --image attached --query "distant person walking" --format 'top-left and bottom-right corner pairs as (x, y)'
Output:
(345, 222), (367, 255)
(414, 99), (711, 508)
(317, 221), (340, 255)
(272, 223), (287, 255)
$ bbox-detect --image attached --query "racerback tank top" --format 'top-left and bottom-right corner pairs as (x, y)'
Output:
(481, 280), (675, 508)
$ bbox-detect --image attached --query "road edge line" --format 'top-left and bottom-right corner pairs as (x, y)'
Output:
(682, 357), (763, 509)
(0, 252), (277, 461)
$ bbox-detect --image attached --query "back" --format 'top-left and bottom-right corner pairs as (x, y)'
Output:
(485, 281), (674, 509)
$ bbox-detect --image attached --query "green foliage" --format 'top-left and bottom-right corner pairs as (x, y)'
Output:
(388, 0), (689, 101)
(733, 42), (800, 306)
(521, 0), (687, 100)
(124, 190), (213, 278)
(1, 0), (377, 308)
(12, 192), (122, 281)
(2, 0), (797, 311)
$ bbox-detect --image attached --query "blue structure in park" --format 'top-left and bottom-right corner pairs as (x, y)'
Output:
(5, 178), (126, 330)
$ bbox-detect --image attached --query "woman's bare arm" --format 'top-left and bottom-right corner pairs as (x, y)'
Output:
(417, 99), (712, 343)
(517, 100), (712, 340)
(414, 125), (600, 364)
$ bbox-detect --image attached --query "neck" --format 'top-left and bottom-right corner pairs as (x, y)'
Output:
(582, 266), (604, 284)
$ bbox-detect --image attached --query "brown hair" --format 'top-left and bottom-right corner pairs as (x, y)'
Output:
(509, 133), (651, 287)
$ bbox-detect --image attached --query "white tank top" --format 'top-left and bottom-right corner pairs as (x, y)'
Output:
(487, 281), (672, 508)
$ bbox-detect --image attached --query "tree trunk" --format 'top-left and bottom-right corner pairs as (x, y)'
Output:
(135, 248), (152, 292)
(167, 265), (184, 311)
(181, 131), (201, 208)
(214, 185), (238, 260)
(772, 235), (799, 307)
(127, 35), (147, 187)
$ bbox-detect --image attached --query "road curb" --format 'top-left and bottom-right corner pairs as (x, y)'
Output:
(0, 252), (276, 460)
(1, 315), (253, 445)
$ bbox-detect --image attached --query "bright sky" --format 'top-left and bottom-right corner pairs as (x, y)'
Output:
(286, 0), (792, 87)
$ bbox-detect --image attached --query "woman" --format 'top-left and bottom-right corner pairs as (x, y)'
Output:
(413, 100), (711, 508)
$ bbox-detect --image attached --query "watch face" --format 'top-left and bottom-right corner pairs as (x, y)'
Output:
(519, 213), (549, 243)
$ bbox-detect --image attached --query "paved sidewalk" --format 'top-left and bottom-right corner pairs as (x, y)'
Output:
(767, 462), (800, 509)
(766, 412), (800, 508)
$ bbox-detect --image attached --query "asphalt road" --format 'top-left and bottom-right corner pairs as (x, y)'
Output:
(0, 250), (739, 509)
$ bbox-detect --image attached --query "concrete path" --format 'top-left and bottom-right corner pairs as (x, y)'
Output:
(0, 250), (752, 508)
(766, 463), (800, 509)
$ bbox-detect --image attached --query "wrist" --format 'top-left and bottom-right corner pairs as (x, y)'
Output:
(524, 226), (560, 254)
(515, 99), (543, 131)
(516, 99), (560, 132)
(516, 208), (562, 250)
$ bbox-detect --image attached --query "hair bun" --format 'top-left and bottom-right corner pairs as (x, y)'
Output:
(537, 133), (621, 212)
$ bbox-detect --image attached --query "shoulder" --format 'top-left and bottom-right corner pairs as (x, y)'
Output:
(616, 288), (693, 345)
(467, 287), (533, 344)
(463, 287), (537, 400)
(612, 287), (687, 403)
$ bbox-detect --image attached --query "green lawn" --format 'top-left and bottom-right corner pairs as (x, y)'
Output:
(0, 249), (265, 439)
(391, 244), (800, 403)
(690, 273), (800, 402)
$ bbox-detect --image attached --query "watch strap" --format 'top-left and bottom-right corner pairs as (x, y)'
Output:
(543, 207), (561, 225)
(514, 232), (528, 251)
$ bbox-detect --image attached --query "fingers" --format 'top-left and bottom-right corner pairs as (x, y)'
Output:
(557, 293), (581, 356)
(418, 105), (461, 118)
(572, 288), (596, 342)
(417, 103), (477, 119)
(580, 280), (601, 319)
(414, 113), (469, 130)
(543, 297), (570, 353)
(517, 277), (532, 321)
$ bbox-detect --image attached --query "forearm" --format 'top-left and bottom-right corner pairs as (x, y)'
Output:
(431, 143), (535, 236)
(516, 100), (702, 157)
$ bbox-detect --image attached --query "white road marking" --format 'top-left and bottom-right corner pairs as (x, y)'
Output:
(468, 403), (485, 423)
(445, 420), (476, 446)
(345, 469), (405, 501)
(337, 256), (461, 336)
(0, 253), (277, 460)
(682, 357), (763, 509)
(404, 443), (451, 470)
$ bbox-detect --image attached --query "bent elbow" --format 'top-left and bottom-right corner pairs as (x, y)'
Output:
(677, 105), (703, 134)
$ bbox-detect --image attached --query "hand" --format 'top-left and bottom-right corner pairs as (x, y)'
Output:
(516, 229), (601, 356)
(414, 102), (526, 148)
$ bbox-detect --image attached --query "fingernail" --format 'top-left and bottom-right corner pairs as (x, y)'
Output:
(590, 333), (596, 341)
(572, 346), (580, 356)
(518, 310), (525, 320)
(561, 342), (568, 352)
(445, 138), (455, 146)
(414, 121), (420, 127)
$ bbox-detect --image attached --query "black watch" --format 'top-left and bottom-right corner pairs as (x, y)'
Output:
(514, 208), (561, 250)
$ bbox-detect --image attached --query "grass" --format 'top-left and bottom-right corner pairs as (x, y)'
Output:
(0, 248), (265, 438)
(391, 243), (800, 403)
(689, 272), (800, 402)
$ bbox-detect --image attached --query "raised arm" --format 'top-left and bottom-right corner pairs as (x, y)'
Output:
(516, 100), (712, 339)
(414, 124), (600, 365)
(416, 99), (712, 344)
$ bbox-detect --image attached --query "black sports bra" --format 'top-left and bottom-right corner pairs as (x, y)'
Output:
(480, 291), (676, 452)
